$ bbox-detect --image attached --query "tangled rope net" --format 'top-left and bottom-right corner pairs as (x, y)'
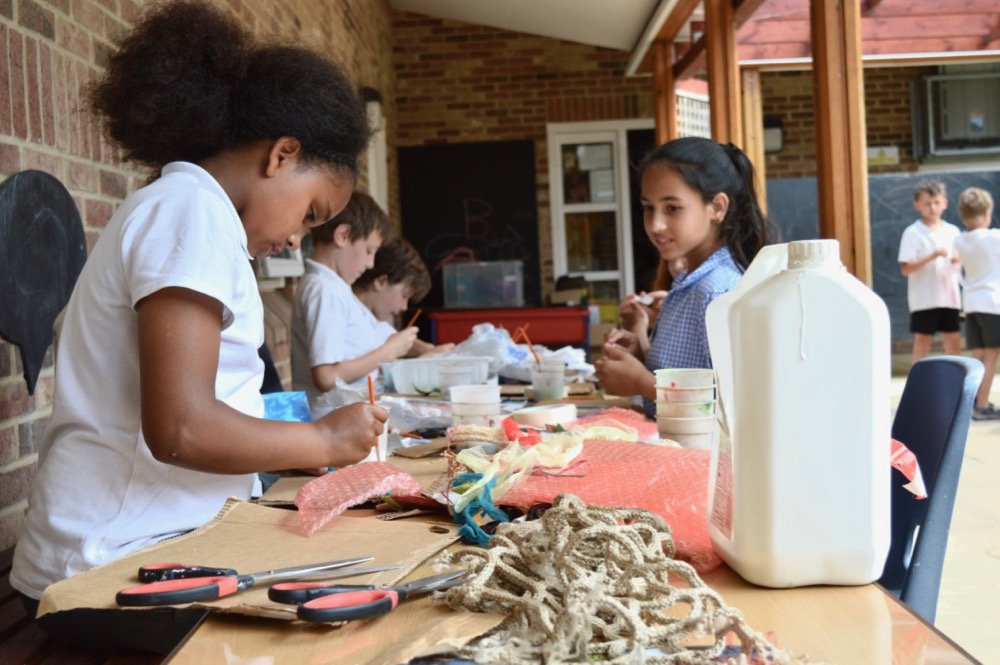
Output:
(438, 493), (793, 664)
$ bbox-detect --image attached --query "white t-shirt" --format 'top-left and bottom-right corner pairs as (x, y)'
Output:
(291, 260), (382, 413)
(11, 162), (263, 600)
(897, 219), (962, 312)
(954, 227), (1000, 315)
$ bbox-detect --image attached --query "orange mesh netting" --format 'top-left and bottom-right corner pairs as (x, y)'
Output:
(499, 439), (721, 573)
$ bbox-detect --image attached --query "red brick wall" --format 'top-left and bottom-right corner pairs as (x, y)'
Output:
(0, 0), (395, 551)
(391, 11), (654, 293)
(760, 66), (934, 178)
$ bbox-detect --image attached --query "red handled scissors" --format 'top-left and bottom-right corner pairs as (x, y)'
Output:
(116, 556), (400, 607)
(269, 570), (466, 623)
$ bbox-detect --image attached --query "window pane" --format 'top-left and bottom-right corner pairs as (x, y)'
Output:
(561, 143), (615, 204)
(565, 211), (618, 272)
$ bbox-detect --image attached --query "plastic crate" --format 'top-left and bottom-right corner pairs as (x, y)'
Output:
(443, 261), (524, 308)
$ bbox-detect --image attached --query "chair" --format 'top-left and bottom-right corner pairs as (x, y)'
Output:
(878, 355), (983, 624)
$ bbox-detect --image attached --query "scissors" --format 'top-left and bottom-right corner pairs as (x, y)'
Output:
(116, 556), (400, 607)
(269, 570), (467, 623)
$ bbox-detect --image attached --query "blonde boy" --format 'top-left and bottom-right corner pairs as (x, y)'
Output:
(897, 179), (962, 364)
(953, 187), (1000, 420)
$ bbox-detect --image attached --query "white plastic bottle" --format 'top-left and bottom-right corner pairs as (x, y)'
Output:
(706, 239), (891, 587)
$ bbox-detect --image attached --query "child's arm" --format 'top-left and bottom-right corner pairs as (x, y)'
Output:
(899, 246), (948, 276)
(409, 339), (455, 358)
(137, 288), (387, 472)
(311, 327), (419, 390)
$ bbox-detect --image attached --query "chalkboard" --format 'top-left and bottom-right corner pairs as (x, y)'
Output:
(398, 141), (540, 309)
(767, 170), (1000, 341)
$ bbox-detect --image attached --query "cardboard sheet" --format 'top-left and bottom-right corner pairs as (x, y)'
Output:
(38, 498), (461, 621)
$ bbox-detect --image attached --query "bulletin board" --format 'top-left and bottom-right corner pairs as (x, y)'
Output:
(398, 140), (541, 309)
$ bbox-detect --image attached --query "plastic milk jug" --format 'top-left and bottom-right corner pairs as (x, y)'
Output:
(705, 239), (891, 587)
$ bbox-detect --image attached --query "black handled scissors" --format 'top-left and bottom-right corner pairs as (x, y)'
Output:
(270, 570), (466, 623)
(116, 556), (398, 607)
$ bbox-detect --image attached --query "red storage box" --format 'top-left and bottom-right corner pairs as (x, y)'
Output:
(428, 307), (590, 349)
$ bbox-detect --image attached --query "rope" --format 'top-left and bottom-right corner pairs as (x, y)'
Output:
(437, 494), (796, 664)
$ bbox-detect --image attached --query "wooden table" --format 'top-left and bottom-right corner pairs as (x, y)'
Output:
(163, 457), (978, 664)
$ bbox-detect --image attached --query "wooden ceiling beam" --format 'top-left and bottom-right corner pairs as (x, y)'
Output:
(739, 17), (994, 43)
(656, 0), (704, 42)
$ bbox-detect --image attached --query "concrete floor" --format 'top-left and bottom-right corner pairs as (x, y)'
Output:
(891, 359), (999, 664)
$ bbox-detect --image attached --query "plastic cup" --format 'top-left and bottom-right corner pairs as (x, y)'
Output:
(656, 400), (716, 418)
(531, 361), (566, 401)
(654, 368), (715, 388)
(656, 414), (716, 434)
(656, 385), (716, 402)
(450, 384), (502, 427)
(438, 362), (478, 398)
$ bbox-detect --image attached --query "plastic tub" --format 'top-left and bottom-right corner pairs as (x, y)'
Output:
(656, 385), (716, 402)
(656, 415), (717, 435)
(450, 384), (501, 427)
(657, 400), (716, 418)
(654, 368), (715, 388)
(387, 356), (491, 395)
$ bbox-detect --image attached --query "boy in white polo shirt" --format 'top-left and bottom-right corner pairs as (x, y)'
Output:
(954, 187), (1000, 420)
(291, 192), (418, 417)
(898, 179), (963, 365)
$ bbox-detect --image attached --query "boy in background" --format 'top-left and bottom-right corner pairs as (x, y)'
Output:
(954, 187), (1000, 420)
(898, 179), (963, 364)
(291, 192), (416, 416)
(353, 237), (455, 358)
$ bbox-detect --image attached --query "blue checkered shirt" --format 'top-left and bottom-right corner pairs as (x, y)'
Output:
(642, 247), (743, 416)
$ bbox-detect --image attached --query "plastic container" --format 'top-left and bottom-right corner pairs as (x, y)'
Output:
(656, 385), (715, 402)
(656, 400), (716, 418)
(443, 261), (524, 308)
(450, 384), (502, 427)
(530, 360), (566, 401)
(654, 368), (715, 388)
(705, 240), (891, 588)
(386, 356), (491, 395)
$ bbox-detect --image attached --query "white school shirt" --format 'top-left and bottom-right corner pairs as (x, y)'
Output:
(11, 162), (263, 600)
(897, 219), (962, 312)
(954, 228), (1000, 315)
(291, 260), (381, 413)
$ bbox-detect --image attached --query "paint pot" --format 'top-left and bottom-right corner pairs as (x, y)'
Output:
(450, 384), (502, 427)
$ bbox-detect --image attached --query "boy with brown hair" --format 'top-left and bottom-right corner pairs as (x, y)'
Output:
(897, 179), (963, 364)
(953, 187), (1000, 420)
(353, 237), (455, 357)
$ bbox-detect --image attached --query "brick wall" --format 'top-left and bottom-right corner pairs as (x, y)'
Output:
(391, 12), (655, 295)
(0, 0), (395, 551)
(760, 66), (933, 179)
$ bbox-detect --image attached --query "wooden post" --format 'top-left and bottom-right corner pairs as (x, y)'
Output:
(741, 68), (767, 214)
(653, 41), (678, 146)
(811, 0), (871, 284)
(704, 0), (743, 146)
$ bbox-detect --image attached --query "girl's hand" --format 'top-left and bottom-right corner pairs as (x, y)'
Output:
(604, 328), (642, 359)
(619, 291), (667, 336)
(314, 402), (389, 466)
(594, 344), (654, 399)
(385, 327), (419, 359)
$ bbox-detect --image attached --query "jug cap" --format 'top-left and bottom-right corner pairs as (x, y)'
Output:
(788, 239), (840, 266)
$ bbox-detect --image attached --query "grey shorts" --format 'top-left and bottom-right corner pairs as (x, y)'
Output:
(965, 312), (1000, 349)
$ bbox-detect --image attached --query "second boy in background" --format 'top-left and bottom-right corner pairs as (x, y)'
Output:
(291, 192), (417, 417)
(353, 237), (455, 358)
(954, 187), (1000, 420)
(898, 179), (962, 365)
